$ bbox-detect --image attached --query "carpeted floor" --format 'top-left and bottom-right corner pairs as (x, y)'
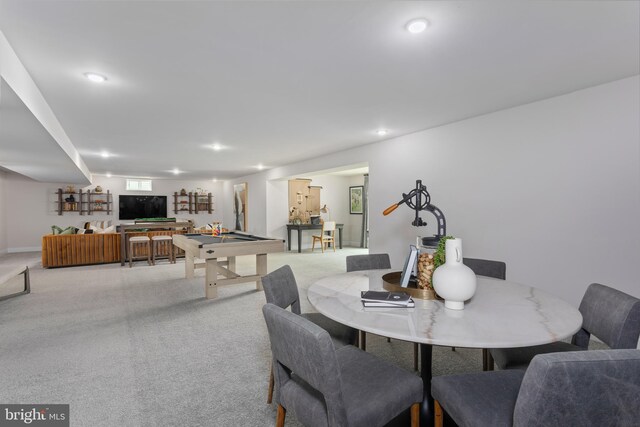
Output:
(1, 248), (490, 426)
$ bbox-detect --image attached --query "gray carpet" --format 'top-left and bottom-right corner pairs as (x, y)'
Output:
(0, 249), (500, 426)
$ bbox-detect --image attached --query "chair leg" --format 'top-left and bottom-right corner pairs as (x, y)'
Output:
(129, 242), (133, 268)
(276, 404), (286, 427)
(434, 400), (444, 427)
(267, 364), (274, 404)
(411, 402), (420, 427)
(152, 240), (157, 265)
(413, 343), (419, 371)
(482, 348), (496, 371)
(359, 330), (366, 351)
(147, 242), (151, 265)
(312, 237), (316, 252)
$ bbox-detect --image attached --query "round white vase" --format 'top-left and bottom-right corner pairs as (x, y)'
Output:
(432, 238), (477, 310)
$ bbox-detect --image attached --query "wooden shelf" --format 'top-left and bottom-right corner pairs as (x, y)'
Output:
(173, 192), (213, 214)
(56, 188), (112, 215)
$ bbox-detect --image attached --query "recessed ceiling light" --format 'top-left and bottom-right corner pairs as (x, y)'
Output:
(376, 129), (388, 136)
(84, 72), (108, 83)
(212, 178), (218, 182)
(172, 168), (180, 175)
(406, 18), (429, 34)
(257, 164), (265, 170)
(211, 143), (222, 151)
(106, 172), (112, 178)
(100, 151), (110, 158)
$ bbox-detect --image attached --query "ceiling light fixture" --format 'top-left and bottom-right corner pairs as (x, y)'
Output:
(100, 151), (110, 158)
(106, 172), (112, 178)
(376, 129), (388, 136)
(257, 164), (265, 170)
(84, 72), (108, 83)
(172, 168), (180, 175)
(406, 18), (429, 34)
(211, 143), (222, 151)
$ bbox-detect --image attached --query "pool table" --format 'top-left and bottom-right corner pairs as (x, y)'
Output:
(172, 232), (285, 299)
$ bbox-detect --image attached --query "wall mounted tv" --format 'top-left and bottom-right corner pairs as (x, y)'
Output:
(119, 195), (167, 220)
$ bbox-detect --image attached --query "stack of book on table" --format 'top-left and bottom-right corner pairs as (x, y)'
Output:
(361, 291), (415, 308)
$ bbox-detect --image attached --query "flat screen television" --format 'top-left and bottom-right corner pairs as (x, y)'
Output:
(119, 195), (167, 220)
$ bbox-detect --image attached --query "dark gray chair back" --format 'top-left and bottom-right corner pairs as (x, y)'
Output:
(573, 283), (640, 349)
(261, 265), (302, 315)
(514, 349), (640, 426)
(262, 303), (348, 425)
(462, 257), (506, 280)
(346, 254), (391, 272)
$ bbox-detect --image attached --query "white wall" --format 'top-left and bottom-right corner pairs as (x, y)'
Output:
(4, 173), (224, 252)
(0, 170), (7, 254)
(224, 76), (640, 307)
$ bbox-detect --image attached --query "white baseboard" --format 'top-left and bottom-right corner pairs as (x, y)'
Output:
(7, 247), (42, 253)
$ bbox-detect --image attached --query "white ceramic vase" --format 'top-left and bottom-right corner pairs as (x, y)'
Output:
(432, 238), (477, 310)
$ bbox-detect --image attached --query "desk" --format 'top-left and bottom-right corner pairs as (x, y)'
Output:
(286, 223), (344, 253)
(117, 221), (193, 266)
(308, 270), (582, 426)
(173, 233), (284, 299)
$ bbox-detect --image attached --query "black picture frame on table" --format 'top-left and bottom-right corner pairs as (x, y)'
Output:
(349, 186), (364, 215)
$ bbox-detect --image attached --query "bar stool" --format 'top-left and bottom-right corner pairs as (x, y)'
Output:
(129, 236), (151, 267)
(151, 235), (175, 265)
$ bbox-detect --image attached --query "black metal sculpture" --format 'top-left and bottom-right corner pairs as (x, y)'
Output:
(383, 179), (446, 245)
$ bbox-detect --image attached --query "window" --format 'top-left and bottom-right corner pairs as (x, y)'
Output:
(126, 179), (152, 192)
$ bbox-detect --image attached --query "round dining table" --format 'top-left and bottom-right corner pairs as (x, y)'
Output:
(307, 269), (583, 427)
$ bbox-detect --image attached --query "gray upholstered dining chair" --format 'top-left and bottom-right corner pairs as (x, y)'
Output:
(346, 253), (391, 273)
(461, 257), (507, 371)
(491, 282), (640, 370)
(431, 349), (640, 427)
(345, 254), (413, 364)
(262, 265), (357, 404)
(263, 303), (423, 427)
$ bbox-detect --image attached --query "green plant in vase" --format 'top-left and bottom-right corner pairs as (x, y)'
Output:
(433, 235), (454, 270)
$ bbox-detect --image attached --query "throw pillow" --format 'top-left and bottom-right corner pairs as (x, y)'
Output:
(90, 224), (116, 234)
(52, 225), (78, 235)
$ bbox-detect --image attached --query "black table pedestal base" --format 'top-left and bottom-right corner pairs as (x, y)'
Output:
(420, 343), (434, 427)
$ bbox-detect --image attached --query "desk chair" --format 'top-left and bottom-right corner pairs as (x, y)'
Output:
(491, 282), (640, 370)
(262, 265), (357, 404)
(311, 221), (336, 252)
(461, 257), (507, 371)
(432, 349), (640, 427)
(263, 303), (423, 427)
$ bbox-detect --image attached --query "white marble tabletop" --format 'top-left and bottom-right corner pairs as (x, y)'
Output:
(307, 270), (583, 348)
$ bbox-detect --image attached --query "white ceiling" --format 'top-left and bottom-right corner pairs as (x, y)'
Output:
(0, 1), (638, 182)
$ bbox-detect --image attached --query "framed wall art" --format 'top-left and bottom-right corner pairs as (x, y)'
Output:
(349, 186), (364, 215)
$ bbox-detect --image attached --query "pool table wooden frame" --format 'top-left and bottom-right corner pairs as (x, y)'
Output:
(172, 233), (284, 299)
